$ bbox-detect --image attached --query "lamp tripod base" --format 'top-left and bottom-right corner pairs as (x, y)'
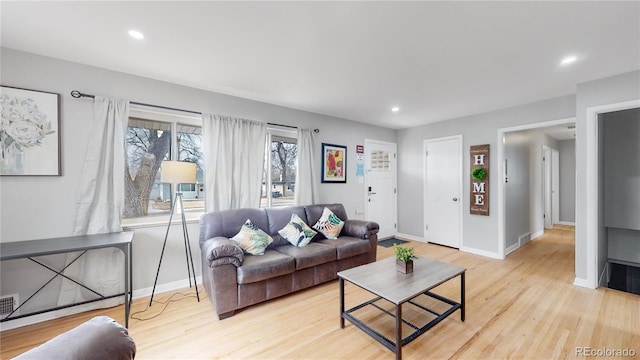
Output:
(149, 192), (200, 306)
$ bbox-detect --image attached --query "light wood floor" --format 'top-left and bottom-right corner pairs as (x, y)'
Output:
(2, 225), (638, 359)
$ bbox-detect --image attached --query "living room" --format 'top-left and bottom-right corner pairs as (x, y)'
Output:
(1, 2), (639, 359)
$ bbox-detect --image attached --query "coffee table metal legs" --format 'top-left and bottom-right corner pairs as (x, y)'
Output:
(340, 278), (345, 329)
(395, 304), (402, 360)
(461, 272), (465, 321)
(340, 271), (466, 360)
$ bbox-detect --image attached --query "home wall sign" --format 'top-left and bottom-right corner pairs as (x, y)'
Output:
(470, 144), (489, 216)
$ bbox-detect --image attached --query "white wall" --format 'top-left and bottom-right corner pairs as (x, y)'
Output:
(504, 133), (530, 250)
(0, 48), (396, 323)
(558, 139), (576, 223)
(397, 95), (575, 256)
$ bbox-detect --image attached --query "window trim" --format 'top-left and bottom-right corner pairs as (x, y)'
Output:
(263, 126), (297, 208)
(124, 105), (203, 226)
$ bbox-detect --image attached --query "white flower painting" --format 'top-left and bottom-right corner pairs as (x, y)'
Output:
(0, 86), (60, 175)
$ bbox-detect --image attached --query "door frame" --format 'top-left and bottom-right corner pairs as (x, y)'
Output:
(542, 145), (553, 229)
(551, 148), (560, 225)
(423, 135), (463, 248)
(364, 139), (397, 239)
(583, 99), (640, 289)
(497, 117), (575, 259)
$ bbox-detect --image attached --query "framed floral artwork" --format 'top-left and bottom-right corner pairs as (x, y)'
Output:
(1, 86), (61, 176)
(321, 143), (346, 183)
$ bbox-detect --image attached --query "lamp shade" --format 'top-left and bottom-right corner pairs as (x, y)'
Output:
(161, 161), (197, 184)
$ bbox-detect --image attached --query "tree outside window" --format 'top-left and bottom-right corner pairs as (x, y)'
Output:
(262, 132), (297, 207)
(124, 117), (203, 218)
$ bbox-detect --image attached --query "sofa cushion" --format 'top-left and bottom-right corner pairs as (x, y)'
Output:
(305, 204), (348, 228)
(317, 236), (371, 260)
(265, 206), (308, 248)
(231, 219), (274, 256)
(274, 243), (337, 270)
(200, 208), (268, 242)
(237, 250), (295, 284)
(278, 214), (317, 247)
(312, 207), (345, 239)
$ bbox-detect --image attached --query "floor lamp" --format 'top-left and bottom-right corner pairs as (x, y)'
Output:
(149, 160), (200, 306)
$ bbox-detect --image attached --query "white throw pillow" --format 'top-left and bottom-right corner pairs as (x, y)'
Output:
(278, 214), (317, 247)
(231, 219), (273, 255)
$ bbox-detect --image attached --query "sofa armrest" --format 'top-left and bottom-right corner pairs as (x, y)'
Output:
(14, 316), (135, 360)
(202, 237), (244, 267)
(342, 219), (380, 239)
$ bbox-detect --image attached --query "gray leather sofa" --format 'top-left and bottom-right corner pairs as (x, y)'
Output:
(13, 316), (136, 360)
(199, 203), (379, 319)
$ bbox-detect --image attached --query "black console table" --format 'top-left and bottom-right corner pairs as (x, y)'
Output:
(0, 232), (133, 327)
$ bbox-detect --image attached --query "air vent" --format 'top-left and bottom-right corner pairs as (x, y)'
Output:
(0, 294), (19, 316)
(518, 232), (532, 247)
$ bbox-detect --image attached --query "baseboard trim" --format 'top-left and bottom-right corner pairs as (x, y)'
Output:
(0, 276), (203, 331)
(460, 246), (504, 260)
(395, 233), (425, 242)
(573, 277), (595, 289)
(557, 221), (575, 226)
(531, 230), (544, 240)
(133, 276), (203, 299)
(505, 243), (519, 255)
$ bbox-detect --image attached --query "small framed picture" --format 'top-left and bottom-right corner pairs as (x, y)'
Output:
(321, 143), (347, 183)
(1, 86), (61, 176)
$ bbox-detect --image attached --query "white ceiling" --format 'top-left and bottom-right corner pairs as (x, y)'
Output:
(1, 1), (639, 130)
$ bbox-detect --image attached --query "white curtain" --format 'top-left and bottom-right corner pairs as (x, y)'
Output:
(202, 114), (266, 211)
(58, 97), (129, 309)
(295, 128), (319, 205)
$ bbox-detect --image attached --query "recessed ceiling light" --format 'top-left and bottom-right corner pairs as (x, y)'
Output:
(391, 107), (400, 112)
(560, 55), (577, 66)
(128, 30), (145, 40)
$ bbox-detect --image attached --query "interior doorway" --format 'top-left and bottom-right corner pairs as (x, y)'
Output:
(584, 100), (640, 289)
(498, 118), (576, 258)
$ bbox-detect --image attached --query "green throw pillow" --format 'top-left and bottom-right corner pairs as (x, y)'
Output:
(231, 219), (273, 255)
(278, 214), (317, 247)
(312, 207), (344, 240)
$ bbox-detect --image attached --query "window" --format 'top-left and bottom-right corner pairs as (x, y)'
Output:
(370, 150), (391, 172)
(123, 108), (203, 220)
(261, 128), (298, 207)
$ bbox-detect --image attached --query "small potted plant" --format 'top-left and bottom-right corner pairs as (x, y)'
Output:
(393, 243), (417, 274)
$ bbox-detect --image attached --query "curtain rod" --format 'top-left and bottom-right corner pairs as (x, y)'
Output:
(71, 90), (201, 115)
(71, 90), (319, 132)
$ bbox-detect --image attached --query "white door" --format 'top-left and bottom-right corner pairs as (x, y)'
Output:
(543, 146), (553, 229)
(365, 140), (397, 239)
(552, 149), (560, 225)
(424, 136), (462, 248)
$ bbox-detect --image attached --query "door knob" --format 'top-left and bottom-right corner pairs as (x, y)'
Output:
(452, 197), (458, 201)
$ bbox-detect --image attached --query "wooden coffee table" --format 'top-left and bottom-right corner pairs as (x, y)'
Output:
(338, 256), (466, 360)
